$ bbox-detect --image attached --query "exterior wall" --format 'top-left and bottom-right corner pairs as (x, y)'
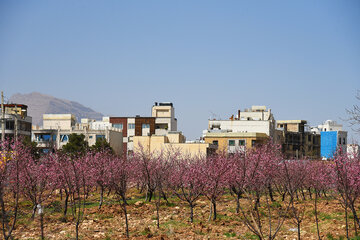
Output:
(133, 135), (211, 158)
(152, 104), (178, 134)
(108, 130), (124, 155)
(208, 120), (274, 137)
(110, 117), (128, 152)
(2, 113), (32, 139)
(321, 131), (338, 159)
(43, 114), (76, 130)
(33, 128), (123, 155)
(135, 117), (155, 136)
(204, 136), (266, 153)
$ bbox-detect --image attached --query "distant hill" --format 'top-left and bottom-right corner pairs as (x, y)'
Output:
(9, 92), (103, 126)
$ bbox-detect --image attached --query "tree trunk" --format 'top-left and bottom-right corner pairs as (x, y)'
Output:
(75, 221), (79, 240)
(122, 201), (129, 238)
(268, 184), (275, 202)
(190, 203), (194, 223)
(345, 204), (349, 240)
(156, 190), (160, 228)
(99, 186), (104, 210)
(236, 195), (240, 214)
(297, 221), (301, 240)
(212, 200), (217, 221)
(63, 190), (69, 218)
(40, 213), (44, 240)
(31, 204), (37, 220)
(314, 192), (321, 240)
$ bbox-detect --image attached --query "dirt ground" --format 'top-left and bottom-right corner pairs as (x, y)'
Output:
(12, 190), (359, 240)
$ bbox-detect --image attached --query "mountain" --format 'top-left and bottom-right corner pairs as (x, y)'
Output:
(9, 92), (103, 126)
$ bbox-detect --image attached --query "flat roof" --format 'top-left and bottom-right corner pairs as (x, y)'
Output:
(277, 120), (307, 124)
(204, 132), (268, 138)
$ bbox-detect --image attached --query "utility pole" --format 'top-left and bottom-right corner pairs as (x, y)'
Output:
(14, 104), (18, 142)
(1, 91), (4, 142)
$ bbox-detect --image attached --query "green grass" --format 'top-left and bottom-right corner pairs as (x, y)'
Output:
(243, 232), (260, 239)
(224, 232), (237, 238)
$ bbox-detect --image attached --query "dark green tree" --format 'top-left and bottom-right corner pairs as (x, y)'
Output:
(62, 134), (88, 156)
(90, 137), (114, 154)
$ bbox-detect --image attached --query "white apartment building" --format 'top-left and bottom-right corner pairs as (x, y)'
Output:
(205, 106), (276, 138)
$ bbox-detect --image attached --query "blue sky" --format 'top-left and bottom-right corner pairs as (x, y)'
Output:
(0, 0), (359, 140)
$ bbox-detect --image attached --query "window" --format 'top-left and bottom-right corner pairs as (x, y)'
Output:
(113, 123), (123, 129)
(128, 123), (135, 129)
(239, 140), (245, 146)
(228, 140), (235, 146)
(339, 137), (341, 145)
(89, 135), (93, 139)
(96, 135), (105, 140)
(308, 135), (311, 141)
(5, 121), (14, 130)
(142, 123), (150, 129)
(213, 140), (218, 146)
(252, 140), (256, 147)
(60, 135), (69, 142)
(343, 138), (346, 144)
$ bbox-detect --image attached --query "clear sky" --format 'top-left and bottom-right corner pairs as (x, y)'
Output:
(0, 0), (359, 140)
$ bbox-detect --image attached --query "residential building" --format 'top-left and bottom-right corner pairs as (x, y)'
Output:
(207, 106), (276, 137)
(321, 130), (347, 159)
(110, 102), (178, 154)
(33, 114), (123, 155)
(152, 102), (177, 135)
(311, 120), (348, 159)
(276, 120), (320, 159)
(203, 131), (268, 153)
(1, 104), (32, 141)
(133, 131), (216, 157)
(203, 106), (275, 154)
(109, 116), (155, 154)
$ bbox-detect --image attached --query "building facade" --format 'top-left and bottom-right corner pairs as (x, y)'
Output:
(133, 131), (216, 157)
(1, 104), (32, 141)
(276, 120), (320, 159)
(33, 114), (123, 155)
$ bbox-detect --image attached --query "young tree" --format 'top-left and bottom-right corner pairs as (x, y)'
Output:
(201, 153), (232, 221)
(168, 156), (205, 223)
(53, 152), (91, 240)
(0, 139), (26, 240)
(345, 90), (360, 133)
(19, 152), (56, 240)
(333, 149), (360, 238)
(107, 154), (133, 238)
(237, 141), (290, 240)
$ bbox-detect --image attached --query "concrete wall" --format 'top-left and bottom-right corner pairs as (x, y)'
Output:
(133, 135), (211, 158)
(43, 114), (76, 130)
(208, 120), (274, 137)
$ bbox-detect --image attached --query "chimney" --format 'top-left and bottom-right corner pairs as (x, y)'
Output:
(238, 110), (240, 120)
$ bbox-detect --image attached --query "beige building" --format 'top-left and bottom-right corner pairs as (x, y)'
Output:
(33, 114), (123, 155)
(203, 132), (268, 153)
(133, 131), (216, 157)
(43, 114), (76, 130)
(152, 102), (177, 135)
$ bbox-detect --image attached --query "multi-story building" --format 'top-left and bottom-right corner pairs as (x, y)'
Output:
(276, 120), (320, 159)
(320, 130), (347, 159)
(33, 114), (123, 154)
(110, 102), (178, 154)
(133, 131), (216, 157)
(1, 104), (32, 141)
(311, 120), (348, 159)
(152, 102), (177, 135)
(203, 106), (275, 154)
